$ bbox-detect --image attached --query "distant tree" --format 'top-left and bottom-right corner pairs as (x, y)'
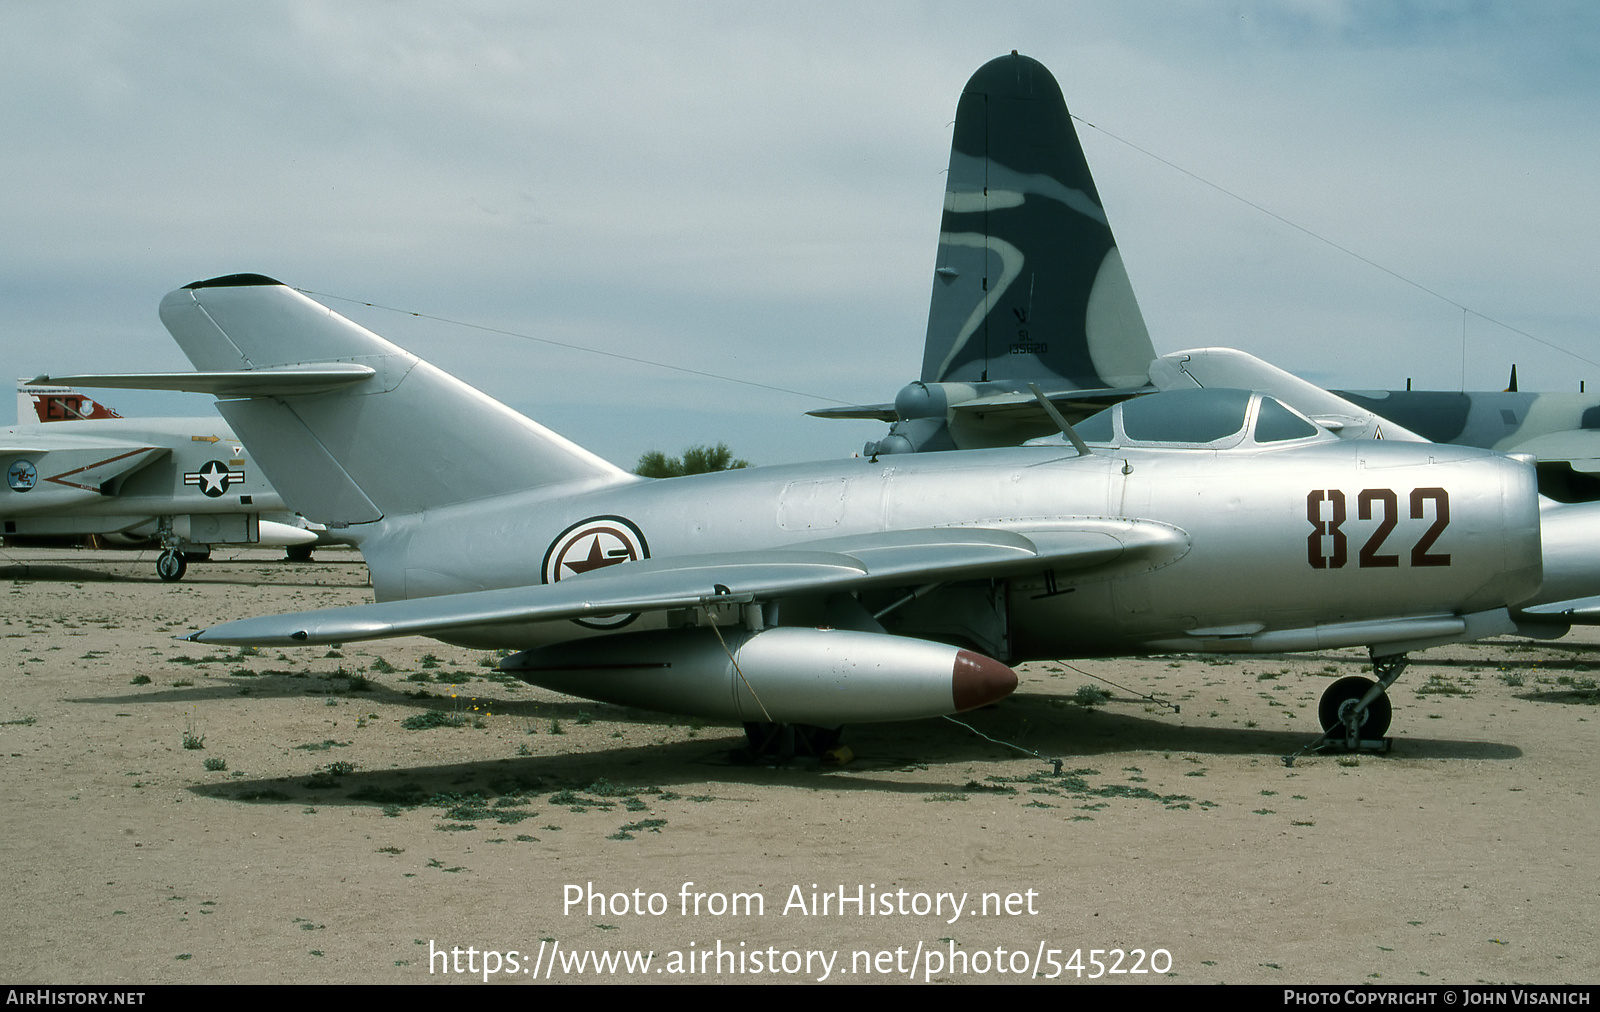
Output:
(635, 442), (751, 478)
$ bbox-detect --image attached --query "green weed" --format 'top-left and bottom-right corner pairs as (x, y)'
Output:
(1073, 685), (1112, 707)
(403, 711), (464, 730)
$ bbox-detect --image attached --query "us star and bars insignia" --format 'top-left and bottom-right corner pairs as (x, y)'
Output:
(185, 459), (246, 498)
(542, 515), (650, 629)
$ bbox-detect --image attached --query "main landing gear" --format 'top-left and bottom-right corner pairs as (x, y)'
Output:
(151, 517), (217, 581)
(1284, 652), (1409, 766)
(156, 549), (187, 582)
(741, 722), (847, 763)
(154, 516), (195, 582)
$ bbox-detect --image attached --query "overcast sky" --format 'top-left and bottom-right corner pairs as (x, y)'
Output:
(4, 2), (1596, 467)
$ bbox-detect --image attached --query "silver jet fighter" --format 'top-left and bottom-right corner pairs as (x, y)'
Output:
(52, 275), (1547, 752)
(825, 52), (1600, 503)
(2, 384), (317, 579)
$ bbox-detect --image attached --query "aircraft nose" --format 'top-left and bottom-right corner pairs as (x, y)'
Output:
(951, 650), (1018, 711)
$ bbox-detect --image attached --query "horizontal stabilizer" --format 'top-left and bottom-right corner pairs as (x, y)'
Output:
(29, 365), (376, 398)
(946, 385), (1142, 420)
(805, 402), (896, 422)
(807, 385), (1137, 424)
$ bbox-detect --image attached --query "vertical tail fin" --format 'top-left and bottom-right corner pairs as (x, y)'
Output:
(923, 52), (1155, 390)
(158, 275), (632, 526)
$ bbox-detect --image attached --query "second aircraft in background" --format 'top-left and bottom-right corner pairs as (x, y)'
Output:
(2, 383), (320, 579)
(814, 52), (1600, 503)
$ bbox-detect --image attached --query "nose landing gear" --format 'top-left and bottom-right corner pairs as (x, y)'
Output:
(1318, 674), (1394, 743)
(1283, 652), (1409, 767)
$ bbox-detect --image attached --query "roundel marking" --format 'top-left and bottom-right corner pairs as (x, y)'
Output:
(7, 459), (37, 492)
(541, 516), (650, 629)
(186, 459), (245, 497)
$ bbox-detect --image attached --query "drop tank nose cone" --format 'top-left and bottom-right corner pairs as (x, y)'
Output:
(952, 650), (1018, 711)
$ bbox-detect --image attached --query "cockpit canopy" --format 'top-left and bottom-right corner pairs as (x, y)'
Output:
(1027, 388), (1334, 450)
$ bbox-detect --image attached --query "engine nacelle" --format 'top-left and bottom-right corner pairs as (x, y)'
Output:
(502, 626), (1017, 725)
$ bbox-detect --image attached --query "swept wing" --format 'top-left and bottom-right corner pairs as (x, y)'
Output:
(188, 521), (1188, 645)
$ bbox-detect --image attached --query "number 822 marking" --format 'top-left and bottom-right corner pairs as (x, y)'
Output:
(1307, 487), (1450, 569)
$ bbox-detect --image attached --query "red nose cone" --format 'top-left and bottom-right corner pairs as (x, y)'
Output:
(951, 650), (1018, 712)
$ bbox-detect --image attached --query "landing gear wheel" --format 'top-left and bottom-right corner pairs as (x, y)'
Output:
(157, 550), (188, 582)
(742, 722), (844, 761)
(1318, 675), (1391, 739)
(284, 545), (314, 562)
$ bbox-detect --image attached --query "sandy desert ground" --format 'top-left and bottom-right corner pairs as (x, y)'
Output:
(1, 547), (1595, 986)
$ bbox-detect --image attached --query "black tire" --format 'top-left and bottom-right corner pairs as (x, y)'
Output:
(285, 545), (315, 562)
(742, 722), (844, 759)
(156, 550), (188, 582)
(1318, 675), (1392, 738)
